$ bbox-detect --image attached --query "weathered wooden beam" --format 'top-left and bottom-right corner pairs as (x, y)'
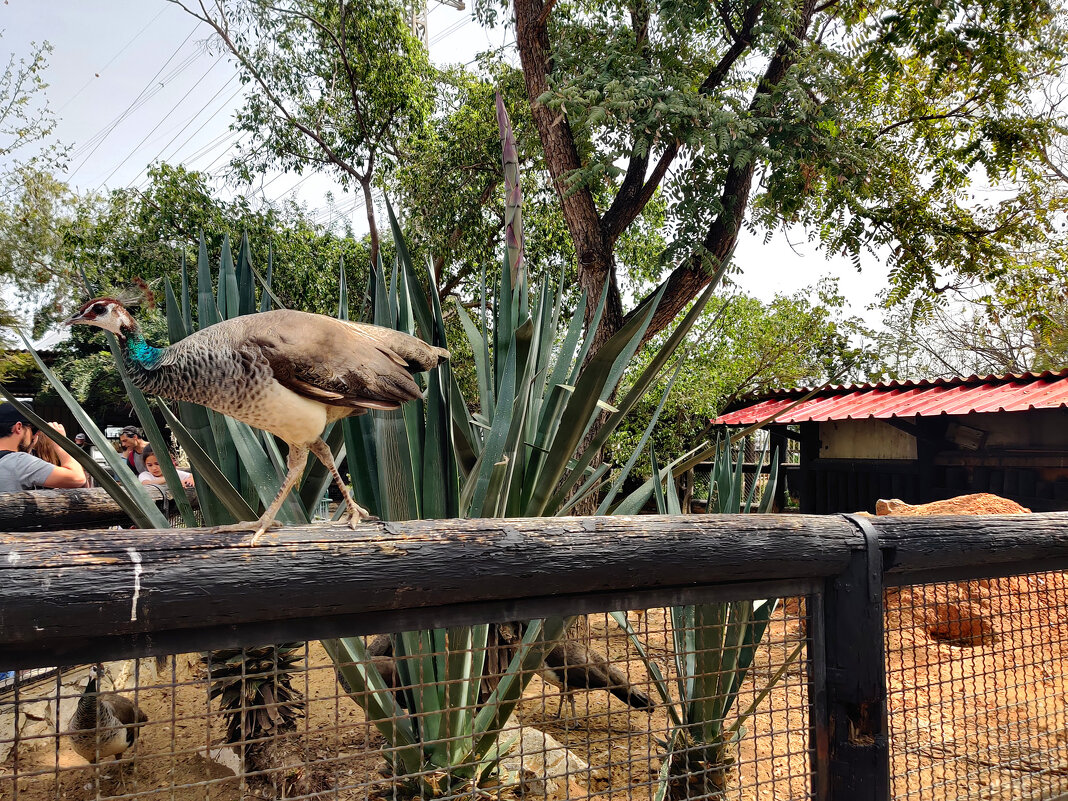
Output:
(0, 486), (197, 529)
(3, 512), (1068, 669)
(1, 514), (854, 667)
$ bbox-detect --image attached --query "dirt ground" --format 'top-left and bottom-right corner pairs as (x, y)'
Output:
(3, 494), (1067, 800)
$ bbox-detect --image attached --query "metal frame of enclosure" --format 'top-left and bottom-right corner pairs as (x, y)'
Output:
(3, 513), (1068, 800)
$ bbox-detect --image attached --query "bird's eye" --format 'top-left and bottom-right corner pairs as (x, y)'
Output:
(91, 304), (106, 315)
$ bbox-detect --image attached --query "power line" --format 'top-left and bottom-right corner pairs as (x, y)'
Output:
(99, 57), (226, 189)
(127, 74), (244, 186)
(67, 25), (200, 182)
(57, 7), (167, 113)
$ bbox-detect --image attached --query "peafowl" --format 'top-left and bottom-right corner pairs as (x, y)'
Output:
(498, 624), (653, 718)
(67, 295), (449, 543)
(68, 666), (148, 764)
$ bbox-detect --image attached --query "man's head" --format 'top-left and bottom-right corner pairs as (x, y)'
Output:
(0, 404), (35, 452)
(119, 426), (145, 452)
(75, 433), (87, 446)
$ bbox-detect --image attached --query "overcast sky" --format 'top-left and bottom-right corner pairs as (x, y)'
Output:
(2, 0), (886, 320)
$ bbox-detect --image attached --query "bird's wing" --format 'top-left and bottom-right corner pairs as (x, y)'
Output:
(238, 311), (447, 409)
(103, 693), (146, 726)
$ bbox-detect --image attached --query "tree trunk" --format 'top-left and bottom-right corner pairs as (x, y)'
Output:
(360, 176), (380, 267)
(513, 0), (624, 348)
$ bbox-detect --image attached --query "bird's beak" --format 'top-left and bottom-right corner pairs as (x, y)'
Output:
(63, 312), (85, 326)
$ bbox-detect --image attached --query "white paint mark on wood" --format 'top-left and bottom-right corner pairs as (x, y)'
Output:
(126, 548), (143, 621)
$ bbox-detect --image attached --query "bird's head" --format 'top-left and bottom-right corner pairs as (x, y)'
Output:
(65, 298), (137, 336)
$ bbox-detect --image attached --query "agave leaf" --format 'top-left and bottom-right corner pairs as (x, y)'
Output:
(180, 250), (192, 333)
(470, 616), (572, 754)
(397, 630), (443, 749)
(322, 637), (420, 771)
(568, 279), (611, 385)
(724, 641), (804, 739)
(343, 414), (381, 519)
(528, 285), (665, 516)
(260, 242), (275, 313)
(196, 232), (220, 327)
(608, 611), (683, 727)
(386, 198), (434, 344)
(236, 231), (256, 316)
(597, 360), (685, 514)
(554, 461), (612, 517)
(650, 448), (667, 515)
(445, 625), (488, 764)
(456, 303), (493, 419)
(758, 451), (780, 514)
(158, 402), (257, 521)
(217, 234), (240, 319)
(464, 337), (517, 518)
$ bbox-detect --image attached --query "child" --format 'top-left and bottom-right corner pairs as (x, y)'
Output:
(139, 444), (195, 488)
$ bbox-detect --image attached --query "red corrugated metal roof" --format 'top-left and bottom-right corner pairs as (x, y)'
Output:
(712, 369), (1068, 426)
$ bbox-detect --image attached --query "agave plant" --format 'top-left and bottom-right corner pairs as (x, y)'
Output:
(320, 94), (730, 796)
(610, 436), (802, 800)
(7, 91), (733, 795)
(205, 643), (305, 760)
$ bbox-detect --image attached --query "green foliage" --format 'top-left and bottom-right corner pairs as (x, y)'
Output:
(610, 279), (882, 468)
(171, 0), (435, 263)
(462, 0), (1068, 352)
(324, 98), (720, 796)
(31, 164), (369, 416)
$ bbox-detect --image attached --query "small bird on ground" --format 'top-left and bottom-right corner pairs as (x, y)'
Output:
(499, 624), (653, 718)
(69, 666), (148, 764)
(67, 295), (449, 543)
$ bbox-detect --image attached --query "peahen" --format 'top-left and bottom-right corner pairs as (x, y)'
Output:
(68, 666), (148, 764)
(67, 295), (449, 543)
(498, 624), (653, 718)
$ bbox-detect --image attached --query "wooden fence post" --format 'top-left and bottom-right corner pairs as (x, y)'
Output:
(814, 513), (890, 800)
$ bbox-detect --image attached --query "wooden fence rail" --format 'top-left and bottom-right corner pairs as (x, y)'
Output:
(3, 512), (1068, 669)
(3, 512), (1068, 801)
(0, 486), (197, 529)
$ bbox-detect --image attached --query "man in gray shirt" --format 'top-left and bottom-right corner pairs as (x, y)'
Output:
(0, 404), (86, 492)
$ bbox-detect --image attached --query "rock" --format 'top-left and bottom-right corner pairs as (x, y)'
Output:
(498, 719), (590, 798)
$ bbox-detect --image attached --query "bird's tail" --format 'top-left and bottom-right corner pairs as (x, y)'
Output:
(609, 681), (653, 710)
(603, 662), (653, 710)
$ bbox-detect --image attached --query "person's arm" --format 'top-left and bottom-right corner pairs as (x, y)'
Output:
(40, 423), (87, 488)
(139, 471), (166, 485)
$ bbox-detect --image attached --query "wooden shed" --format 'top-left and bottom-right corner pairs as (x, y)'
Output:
(712, 369), (1068, 514)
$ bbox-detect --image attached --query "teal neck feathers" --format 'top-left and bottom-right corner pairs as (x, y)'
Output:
(122, 326), (165, 370)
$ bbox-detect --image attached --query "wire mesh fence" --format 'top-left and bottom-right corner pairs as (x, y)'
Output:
(885, 570), (1068, 801)
(1, 604), (812, 801)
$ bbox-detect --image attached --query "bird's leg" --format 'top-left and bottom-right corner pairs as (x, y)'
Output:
(244, 445), (308, 546)
(309, 438), (376, 527)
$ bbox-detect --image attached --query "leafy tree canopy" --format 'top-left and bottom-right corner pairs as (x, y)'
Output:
(609, 278), (884, 467)
(0, 37), (69, 332)
(458, 0), (1068, 356)
(168, 0), (435, 265)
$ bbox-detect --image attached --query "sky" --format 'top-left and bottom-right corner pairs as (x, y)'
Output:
(2, 0), (888, 322)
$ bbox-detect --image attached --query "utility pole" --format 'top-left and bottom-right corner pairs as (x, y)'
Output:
(407, 0), (466, 47)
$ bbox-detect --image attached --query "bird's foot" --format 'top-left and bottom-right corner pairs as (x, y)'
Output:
(342, 501), (379, 529)
(208, 518), (281, 546)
